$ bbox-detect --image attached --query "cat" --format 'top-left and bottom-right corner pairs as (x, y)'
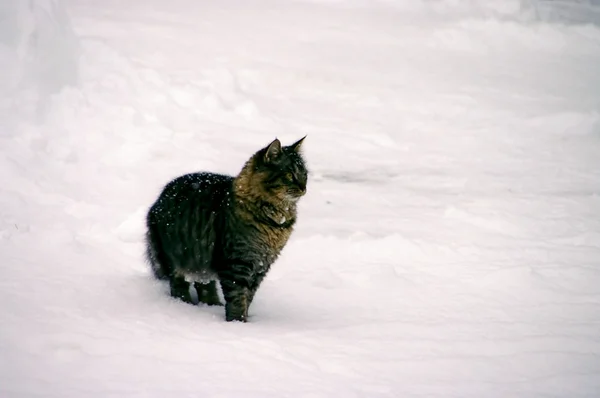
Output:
(145, 137), (307, 322)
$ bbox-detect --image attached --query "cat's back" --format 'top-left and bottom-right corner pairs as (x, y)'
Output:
(148, 172), (233, 225)
(156, 172), (232, 205)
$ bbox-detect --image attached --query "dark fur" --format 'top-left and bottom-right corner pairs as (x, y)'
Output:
(145, 137), (307, 322)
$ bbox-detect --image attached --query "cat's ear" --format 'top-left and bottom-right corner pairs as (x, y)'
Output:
(264, 138), (282, 163)
(289, 135), (306, 153)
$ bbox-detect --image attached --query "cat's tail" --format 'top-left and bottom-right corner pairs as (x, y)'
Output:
(145, 222), (170, 281)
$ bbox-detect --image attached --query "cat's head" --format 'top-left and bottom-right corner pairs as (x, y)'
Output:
(251, 136), (308, 203)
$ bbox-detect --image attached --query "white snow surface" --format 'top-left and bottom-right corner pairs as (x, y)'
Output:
(2, 0), (600, 397)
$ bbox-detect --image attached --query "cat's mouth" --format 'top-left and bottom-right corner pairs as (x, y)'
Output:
(287, 189), (306, 200)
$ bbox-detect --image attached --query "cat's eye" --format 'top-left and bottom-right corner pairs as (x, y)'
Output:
(285, 173), (294, 181)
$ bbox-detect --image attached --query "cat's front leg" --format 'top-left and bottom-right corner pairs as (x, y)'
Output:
(219, 268), (252, 322)
(221, 282), (250, 322)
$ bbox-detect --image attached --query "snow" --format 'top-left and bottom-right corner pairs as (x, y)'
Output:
(1, 0), (600, 397)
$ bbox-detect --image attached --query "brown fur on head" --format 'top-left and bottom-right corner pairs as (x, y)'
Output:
(234, 137), (308, 213)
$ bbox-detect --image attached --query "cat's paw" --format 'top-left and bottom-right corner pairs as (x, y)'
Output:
(225, 301), (248, 322)
(225, 313), (247, 322)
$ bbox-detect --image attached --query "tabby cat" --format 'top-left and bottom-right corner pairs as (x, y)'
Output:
(145, 137), (307, 322)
